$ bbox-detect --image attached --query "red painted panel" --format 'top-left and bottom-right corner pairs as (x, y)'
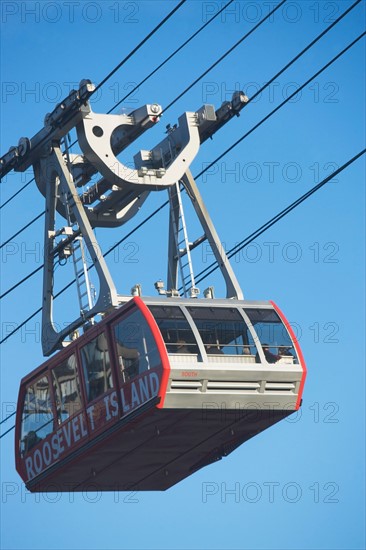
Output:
(134, 297), (170, 409)
(270, 300), (307, 410)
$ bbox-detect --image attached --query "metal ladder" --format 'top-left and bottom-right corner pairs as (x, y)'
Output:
(71, 236), (95, 318)
(61, 136), (95, 321)
(169, 182), (199, 298)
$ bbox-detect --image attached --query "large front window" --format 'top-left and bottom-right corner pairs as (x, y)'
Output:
(114, 309), (160, 382)
(20, 375), (54, 456)
(187, 307), (257, 356)
(52, 354), (82, 423)
(80, 332), (113, 402)
(148, 306), (198, 354)
(245, 308), (298, 364)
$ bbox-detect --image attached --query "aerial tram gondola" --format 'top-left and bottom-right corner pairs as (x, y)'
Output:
(0, 80), (306, 492)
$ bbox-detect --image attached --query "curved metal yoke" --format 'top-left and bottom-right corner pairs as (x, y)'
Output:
(75, 105), (214, 228)
(77, 106), (202, 190)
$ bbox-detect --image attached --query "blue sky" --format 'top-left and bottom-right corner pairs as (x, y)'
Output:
(0, 1), (365, 549)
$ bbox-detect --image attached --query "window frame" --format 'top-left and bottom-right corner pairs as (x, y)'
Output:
(19, 371), (56, 456)
(185, 305), (259, 359)
(112, 305), (162, 386)
(51, 352), (83, 426)
(148, 304), (201, 356)
(78, 329), (116, 405)
(243, 306), (298, 364)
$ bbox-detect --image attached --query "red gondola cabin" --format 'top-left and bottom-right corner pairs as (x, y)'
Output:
(16, 296), (306, 492)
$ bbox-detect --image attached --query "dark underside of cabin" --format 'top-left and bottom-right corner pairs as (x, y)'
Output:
(26, 403), (293, 492)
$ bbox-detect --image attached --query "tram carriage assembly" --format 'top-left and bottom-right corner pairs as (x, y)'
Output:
(1, 80), (307, 492)
(16, 297), (305, 492)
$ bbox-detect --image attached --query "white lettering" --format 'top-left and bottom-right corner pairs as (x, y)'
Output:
(72, 416), (80, 442)
(110, 391), (118, 417)
(25, 456), (35, 480)
(57, 429), (65, 454)
(33, 449), (43, 474)
(120, 387), (130, 413)
(139, 377), (149, 402)
(79, 413), (88, 437)
(87, 406), (95, 431)
(131, 383), (141, 409)
(149, 372), (159, 396)
(104, 395), (112, 421)
(120, 371), (160, 414)
(62, 422), (72, 448)
(51, 433), (60, 460)
(42, 441), (52, 466)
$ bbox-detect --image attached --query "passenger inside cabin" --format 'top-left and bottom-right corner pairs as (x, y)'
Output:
(206, 345), (224, 354)
(175, 339), (191, 353)
(205, 334), (224, 355)
(117, 344), (140, 381)
(278, 346), (294, 358)
(81, 333), (113, 401)
(262, 345), (281, 364)
(23, 430), (42, 453)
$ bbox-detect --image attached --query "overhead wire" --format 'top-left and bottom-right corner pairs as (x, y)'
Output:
(192, 149), (366, 288)
(0, 146), (364, 447)
(0, 264), (43, 300)
(0, 0), (188, 208)
(1, 149), (365, 440)
(0, 0), (287, 284)
(3, 0), (353, 221)
(0, 211), (45, 250)
(0, 29), (364, 442)
(0, 178), (34, 210)
(246, 0), (362, 106)
(0, 410), (17, 440)
(0, 424), (15, 440)
(0, 8), (364, 343)
(104, 0), (366, 244)
(195, 30), (366, 178)
(0, 0), (236, 251)
(1, 0), (361, 217)
(0, 22), (363, 305)
(0, 410), (16, 425)
(108, 0), (237, 114)
(155, 0), (287, 114)
(91, 0), (188, 96)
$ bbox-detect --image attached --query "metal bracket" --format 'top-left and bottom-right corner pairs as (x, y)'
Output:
(1, 78), (249, 354)
(166, 170), (243, 300)
(35, 144), (118, 356)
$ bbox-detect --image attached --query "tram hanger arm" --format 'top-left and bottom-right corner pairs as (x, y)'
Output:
(0, 80), (95, 179)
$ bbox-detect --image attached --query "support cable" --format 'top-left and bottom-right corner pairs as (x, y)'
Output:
(0, 0), (187, 205)
(0, 411), (16, 425)
(0, 178), (34, 210)
(162, 0), (287, 113)
(91, 0), (187, 96)
(192, 149), (366, 288)
(0, 31), (363, 304)
(246, 0), (362, 107)
(0, 0), (287, 259)
(2, 0), (359, 210)
(0, 147), (364, 367)
(0, 424), (15, 440)
(194, 31), (366, 179)
(108, 0), (237, 114)
(0, 211), (45, 250)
